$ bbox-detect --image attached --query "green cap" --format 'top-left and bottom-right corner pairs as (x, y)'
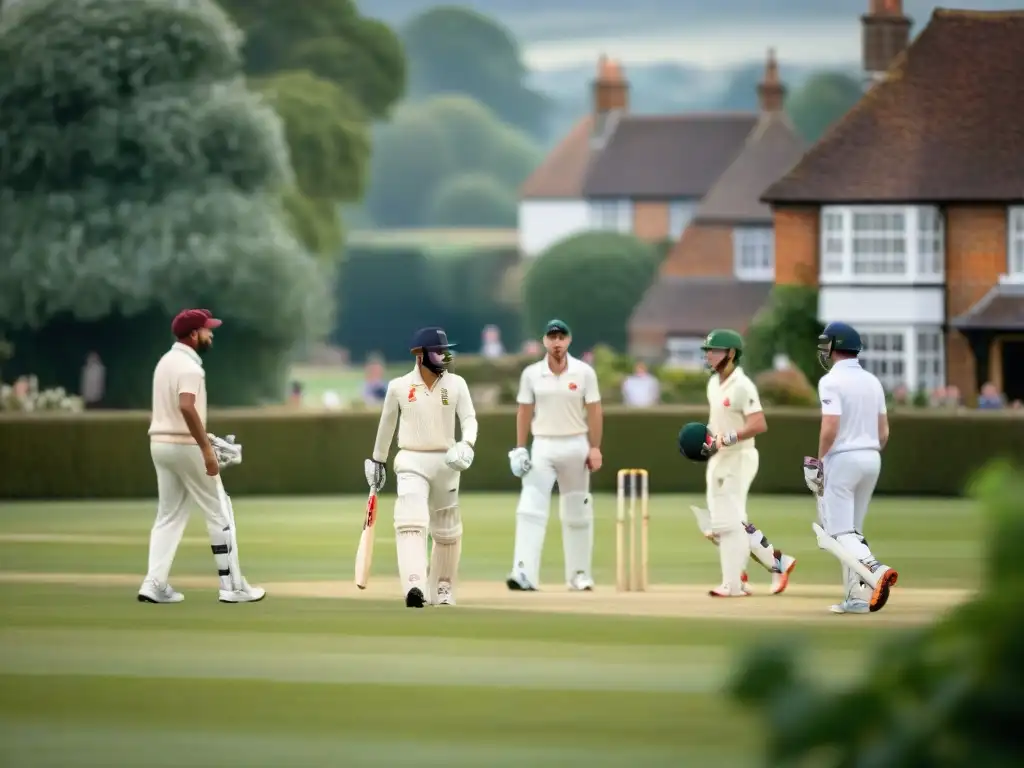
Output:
(701, 329), (744, 352)
(678, 422), (713, 462)
(545, 318), (571, 336)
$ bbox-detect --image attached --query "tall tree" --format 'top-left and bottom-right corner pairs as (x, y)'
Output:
(401, 6), (549, 140)
(0, 0), (329, 406)
(786, 71), (863, 143)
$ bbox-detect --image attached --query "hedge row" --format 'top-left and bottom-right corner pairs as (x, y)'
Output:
(2, 408), (1020, 499)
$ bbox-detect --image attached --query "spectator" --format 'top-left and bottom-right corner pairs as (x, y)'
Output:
(521, 339), (542, 357)
(362, 358), (388, 405)
(978, 381), (1005, 409)
(945, 385), (962, 408)
(621, 362), (660, 407)
(79, 352), (106, 409)
(288, 380), (303, 406)
(480, 325), (505, 359)
(892, 384), (909, 407)
(582, 350), (595, 365)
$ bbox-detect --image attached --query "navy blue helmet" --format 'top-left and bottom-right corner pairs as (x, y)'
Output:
(411, 327), (456, 375)
(817, 321), (862, 370)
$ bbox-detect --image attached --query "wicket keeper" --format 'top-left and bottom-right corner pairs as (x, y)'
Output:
(688, 329), (796, 597)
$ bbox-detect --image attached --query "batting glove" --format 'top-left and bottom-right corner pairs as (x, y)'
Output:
(445, 441), (474, 472)
(364, 458), (387, 492)
(508, 447), (531, 478)
(803, 456), (824, 496)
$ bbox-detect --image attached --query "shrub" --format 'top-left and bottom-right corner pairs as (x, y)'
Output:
(753, 368), (817, 407)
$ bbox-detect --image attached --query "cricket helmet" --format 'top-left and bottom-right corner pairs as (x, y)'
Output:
(678, 422), (714, 462)
(817, 321), (862, 370)
(411, 326), (455, 375)
(701, 328), (743, 370)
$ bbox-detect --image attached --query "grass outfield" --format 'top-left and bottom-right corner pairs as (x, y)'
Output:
(0, 493), (981, 767)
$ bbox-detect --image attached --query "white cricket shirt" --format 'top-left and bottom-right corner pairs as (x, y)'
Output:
(706, 366), (762, 452)
(517, 355), (600, 438)
(372, 366), (478, 462)
(149, 342), (206, 445)
(817, 359), (887, 456)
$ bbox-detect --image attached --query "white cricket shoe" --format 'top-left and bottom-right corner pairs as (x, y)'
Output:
(830, 598), (870, 614)
(568, 571), (594, 592)
(219, 583), (266, 603)
(435, 581), (456, 606)
(505, 571), (537, 591)
(771, 555), (798, 595)
(137, 579), (184, 604)
(709, 584), (750, 598)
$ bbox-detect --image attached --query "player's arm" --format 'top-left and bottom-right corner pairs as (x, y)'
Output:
(584, 366), (603, 450)
(817, 378), (841, 460)
(456, 377), (478, 447)
(736, 381), (767, 441)
(177, 371), (212, 452)
(515, 368), (534, 448)
(877, 384), (890, 450)
(371, 381), (400, 463)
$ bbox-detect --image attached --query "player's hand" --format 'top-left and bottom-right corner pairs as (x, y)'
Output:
(700, 435), (719, 459)
(586, 446), (603, 472)
(202, 444), (220, 477)
(508, 447), (531, 478)
(364, 459), (386, 492)
(802, 456), (823, 496)
(445, 441), (474, 472)
(714, 431), (738, 450)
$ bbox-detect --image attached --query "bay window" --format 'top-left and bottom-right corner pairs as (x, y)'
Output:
(855, 326), (945, 394)
(1009, 207), (1024, 279)
(820, 206), (944, 283)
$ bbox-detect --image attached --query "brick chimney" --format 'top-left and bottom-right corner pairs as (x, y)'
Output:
(861, 0), (912, 87)
(757, 48), (785, 112)
(591, 54), (628, 146)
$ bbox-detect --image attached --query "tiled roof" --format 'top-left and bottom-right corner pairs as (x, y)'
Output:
(628, 276), (772, 336)
(520, 116), (594, 199)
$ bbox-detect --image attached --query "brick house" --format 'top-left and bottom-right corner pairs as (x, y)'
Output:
(763, 5), (1024, 403)
(628, 50), (806, 366)
(518, 57), (761, 258)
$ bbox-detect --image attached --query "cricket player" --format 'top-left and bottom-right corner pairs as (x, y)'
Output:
(696, 329), (797, 598)
(367, 327), (477, 608)
(806, 321), (898, 614)
(139, 309), (265, 604)
(506, 319), (602, 592)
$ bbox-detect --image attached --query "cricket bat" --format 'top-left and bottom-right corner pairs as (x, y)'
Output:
(354, 490), (378, 589)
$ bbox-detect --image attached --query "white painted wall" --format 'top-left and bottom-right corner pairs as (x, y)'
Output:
(819, 286), (945, 325)
(518, 199), (591, 257)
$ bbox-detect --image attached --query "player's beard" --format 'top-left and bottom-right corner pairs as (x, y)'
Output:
(195, 337), (212, 356)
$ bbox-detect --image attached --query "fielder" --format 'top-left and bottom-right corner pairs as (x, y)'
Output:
(139, 309), (265, 604)
(367, 327), (477, 608)
(507, 319), (602, 592)
(692, 329), (797, 598)
(805, 322), (898, 614)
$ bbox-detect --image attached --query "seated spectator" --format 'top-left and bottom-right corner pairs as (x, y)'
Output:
(977, 381), (1005, 409)
(363, 358), (388, 405)
(480, 325), (505, 359)
(521, 340), (542, 357)
(621, 362), (660, 407)
(288, 380), (303, 406)
(945, 385), (962, 408)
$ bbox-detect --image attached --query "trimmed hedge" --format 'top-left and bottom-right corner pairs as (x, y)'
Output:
(1, 409), (1021, 499)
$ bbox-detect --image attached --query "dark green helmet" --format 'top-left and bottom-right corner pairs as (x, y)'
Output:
(678, 422), (713, 462)
(701, 328), (743, 367)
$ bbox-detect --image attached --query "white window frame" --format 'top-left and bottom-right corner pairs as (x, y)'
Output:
(854, 325), (945, 394)
(589, 199), (633, 233)
(819, 206), (945, 284)
(664, 337), (705, 370)
(668, 200), (697, 239)
(733, 227), (774, 281)
(1008, 207), (1024, 281)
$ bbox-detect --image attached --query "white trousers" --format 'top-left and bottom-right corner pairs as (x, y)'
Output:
(820, 450), (881, 536)
(146, 442), (231, 585)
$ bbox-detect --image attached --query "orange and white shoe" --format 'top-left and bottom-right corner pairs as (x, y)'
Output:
(869, 566), (898, 612)
(771, 555), (797, 595)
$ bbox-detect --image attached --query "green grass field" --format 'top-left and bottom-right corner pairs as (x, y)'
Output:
(0, 493), (981, 767)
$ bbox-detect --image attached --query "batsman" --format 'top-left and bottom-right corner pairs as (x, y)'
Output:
(679, 329), (796, 597)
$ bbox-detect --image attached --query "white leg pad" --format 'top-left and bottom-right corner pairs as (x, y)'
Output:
(744, 522), (779, 573)
(559, 492), (593, 584)
(429, 506), (462, 596)
(512, 483), (550, 587)
(394, 491), (429, 597)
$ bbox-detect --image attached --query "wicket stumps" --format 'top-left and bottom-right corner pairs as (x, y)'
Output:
(616, 468), (649, 592)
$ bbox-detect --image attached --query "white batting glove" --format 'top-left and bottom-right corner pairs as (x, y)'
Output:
(364, 458), (386, 492)
(445, 441), (474, 472)
(208, 434), (242, 469)
(508, 447), (531, 478)
(803, 456), (824, 496)
(715, 431), (738, 449)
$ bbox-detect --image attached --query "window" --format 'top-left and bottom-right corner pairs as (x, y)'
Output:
(916, 329), (945, 394)
(853, 326), (945, 394)
(1009, 207), (1024, 279)
(589, 199), (633, 232)
(819, 206), (945, 283)
(859, 331), (906, 392)
(665, 337), (704, 370)
(669, 201), (697, 239)
(733, 227), (774, 280)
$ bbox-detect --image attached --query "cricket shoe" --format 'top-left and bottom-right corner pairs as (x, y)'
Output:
(568, 571), (594, 592)
(709, 584), (750, 598)
(137, 579), (184, 604)
(505, 571), (537, 591)
(434, 581), (455, 606)
(219, 583), (266, 603)
(771, 555), (798, 595)
(405, 586), (426, 608)
(868, 565), (898, 613)
(830, 598), (870, 614)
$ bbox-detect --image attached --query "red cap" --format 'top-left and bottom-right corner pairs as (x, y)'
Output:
(171, 309), (222, 338)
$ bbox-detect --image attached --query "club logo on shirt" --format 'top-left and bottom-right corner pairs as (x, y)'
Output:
(568, 382), (578, 391)
(440, 387), (449, 405)
(407, 386), (417, 402)
(723, 398), (730, 407)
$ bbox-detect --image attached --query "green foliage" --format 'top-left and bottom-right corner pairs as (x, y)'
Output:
(0, 0), (329, 406)
(752, 368), (817, 407)
(401, 6), (548, 139)
(744, 286), (824, 386)
(426, 173), (517, 227)
(786, 71), (863, 143)
(523, 232), (660, 352)
(732, 461), (1024, 767)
